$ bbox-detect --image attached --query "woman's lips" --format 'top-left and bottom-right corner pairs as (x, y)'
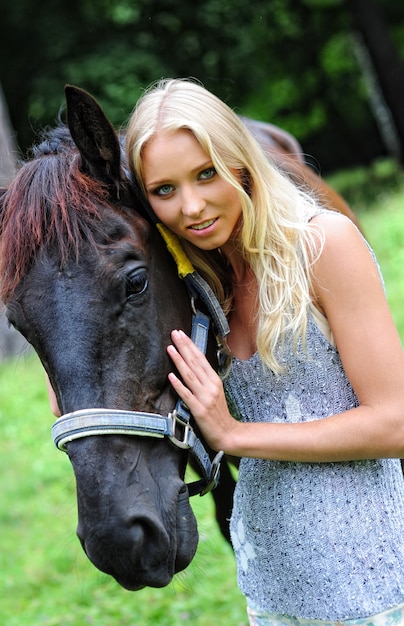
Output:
(189, 218), (217, 231)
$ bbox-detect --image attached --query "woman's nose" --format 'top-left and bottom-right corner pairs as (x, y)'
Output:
(181, 187), (205, 217)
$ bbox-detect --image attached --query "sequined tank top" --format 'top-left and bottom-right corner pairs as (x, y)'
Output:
(223, 315), (404, 620)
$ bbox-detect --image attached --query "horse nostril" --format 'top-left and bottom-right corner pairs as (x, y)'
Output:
(127, 514), (169, 550)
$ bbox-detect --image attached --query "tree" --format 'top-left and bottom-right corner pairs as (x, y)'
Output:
(0, 83), (29, 359)
(0, 84), (16, 185)
(345, 0), (404, 163)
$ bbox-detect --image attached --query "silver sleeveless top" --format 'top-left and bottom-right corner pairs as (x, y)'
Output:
(224, 316), (404, 620)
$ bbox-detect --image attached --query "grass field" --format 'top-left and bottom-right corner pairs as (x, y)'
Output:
(0, 163), (403, 625)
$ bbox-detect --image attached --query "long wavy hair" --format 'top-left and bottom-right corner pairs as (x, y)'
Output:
(126, 78), (323, 372)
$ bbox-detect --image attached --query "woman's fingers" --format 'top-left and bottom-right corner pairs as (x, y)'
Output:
(168, 329), (214, 383)
(167, 329), (220, 408)
(167, 329), (238, 452)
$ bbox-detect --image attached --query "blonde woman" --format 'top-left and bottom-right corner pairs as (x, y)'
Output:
(126, 78), (404, 626)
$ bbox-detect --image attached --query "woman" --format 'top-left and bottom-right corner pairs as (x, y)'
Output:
(126, 78), (404, 625)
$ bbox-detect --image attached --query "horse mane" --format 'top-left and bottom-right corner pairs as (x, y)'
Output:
(0, 125), (112, 302)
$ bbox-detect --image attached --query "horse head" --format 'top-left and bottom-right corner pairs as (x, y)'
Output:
(0, 86), (223, 589)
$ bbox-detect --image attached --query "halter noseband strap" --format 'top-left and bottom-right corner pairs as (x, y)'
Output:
(52, 407), (224, 497)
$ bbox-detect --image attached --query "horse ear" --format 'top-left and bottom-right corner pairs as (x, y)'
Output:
(65, 85), (122, 191)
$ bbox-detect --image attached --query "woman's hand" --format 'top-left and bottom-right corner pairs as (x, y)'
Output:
(167, 329), (239, 452)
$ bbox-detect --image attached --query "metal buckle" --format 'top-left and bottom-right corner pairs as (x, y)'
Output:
(199, 450), (224, 496)
(168, 410), (191, 450)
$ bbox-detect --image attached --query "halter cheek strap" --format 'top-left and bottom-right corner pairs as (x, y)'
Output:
(156, 223), (230, 349)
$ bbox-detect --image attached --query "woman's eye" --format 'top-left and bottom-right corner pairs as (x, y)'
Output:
(199, 167), (216, 180)
(155, 184), (173, 197)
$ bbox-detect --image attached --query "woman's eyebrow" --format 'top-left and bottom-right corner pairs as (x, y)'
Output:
(145, 160), (214, 189)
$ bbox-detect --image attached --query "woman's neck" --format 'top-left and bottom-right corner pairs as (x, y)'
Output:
(226, 263), (259, 360)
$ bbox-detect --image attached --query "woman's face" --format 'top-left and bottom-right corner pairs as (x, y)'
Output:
(142, 129), (242, 254)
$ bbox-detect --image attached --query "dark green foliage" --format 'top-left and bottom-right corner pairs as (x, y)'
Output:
(1, 0), (403, 170)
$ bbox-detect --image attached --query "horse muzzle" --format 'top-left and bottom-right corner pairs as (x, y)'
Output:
(75, 467), (198, 590)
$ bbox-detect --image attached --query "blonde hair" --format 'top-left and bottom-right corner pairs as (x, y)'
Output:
(126, 78), (323, 372)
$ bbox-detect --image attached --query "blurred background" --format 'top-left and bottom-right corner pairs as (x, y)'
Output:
(1, 0), (404, 171)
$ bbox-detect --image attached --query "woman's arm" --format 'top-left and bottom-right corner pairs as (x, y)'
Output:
(167, 213), (404, 461)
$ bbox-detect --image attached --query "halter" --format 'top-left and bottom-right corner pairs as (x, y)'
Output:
(52, 221), (231, 497)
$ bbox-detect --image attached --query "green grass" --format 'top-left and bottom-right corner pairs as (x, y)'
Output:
(1, 164), (403, 624)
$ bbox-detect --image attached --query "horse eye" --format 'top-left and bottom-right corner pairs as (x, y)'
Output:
(126, 268), (149, 299)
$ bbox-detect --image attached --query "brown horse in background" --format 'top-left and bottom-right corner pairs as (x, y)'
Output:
(242, 117), (362, 231)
